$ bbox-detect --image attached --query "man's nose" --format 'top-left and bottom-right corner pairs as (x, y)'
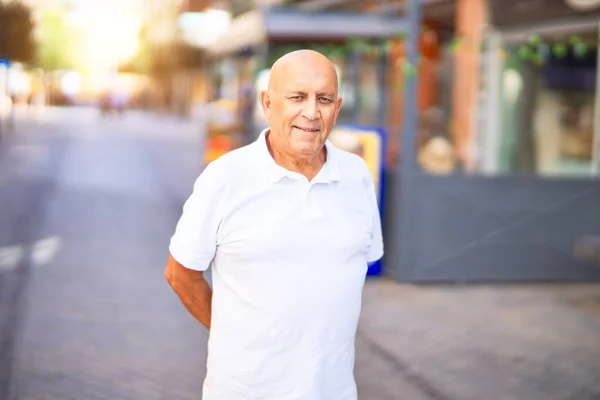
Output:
(302, 98), (319, 120)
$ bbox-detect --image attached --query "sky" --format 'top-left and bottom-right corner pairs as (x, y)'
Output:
(22, 0), (147, 13)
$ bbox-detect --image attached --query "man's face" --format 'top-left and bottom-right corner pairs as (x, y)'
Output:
(261, 59), (343, 157)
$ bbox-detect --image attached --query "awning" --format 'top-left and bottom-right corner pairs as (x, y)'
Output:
(488, 0), (600, 29)
(205, 8), (407, 57)
(204, 9), (267, 56)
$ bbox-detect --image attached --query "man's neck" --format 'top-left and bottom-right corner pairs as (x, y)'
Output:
(266, 132), (326, 180)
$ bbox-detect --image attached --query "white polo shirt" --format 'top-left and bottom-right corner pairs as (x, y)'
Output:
(169, 130), (383, 400)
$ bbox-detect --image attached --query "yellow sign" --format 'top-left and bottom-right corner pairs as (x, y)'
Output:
(329, 127), (383, 198)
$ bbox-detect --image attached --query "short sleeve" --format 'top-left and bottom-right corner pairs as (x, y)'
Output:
(169, 162), (224, 271)
(366, 178), (384, 263)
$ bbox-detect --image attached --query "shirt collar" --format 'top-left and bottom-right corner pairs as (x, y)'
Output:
(255, 129), (341, 184)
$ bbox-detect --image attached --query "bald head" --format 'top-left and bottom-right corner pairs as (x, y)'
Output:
(259, 49), (343, 164)
(268, 50), (338, 94)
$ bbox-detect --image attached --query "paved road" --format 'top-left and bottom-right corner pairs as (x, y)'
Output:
(0, 108), (208, 400)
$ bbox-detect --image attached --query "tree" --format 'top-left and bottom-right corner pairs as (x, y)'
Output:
(0, 2), (35, 64)
(0, 2), (35, 138)
(34, 10), (79, 71)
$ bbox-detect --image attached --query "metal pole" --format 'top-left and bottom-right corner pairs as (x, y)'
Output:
(377, 0), (389, 126)
(393, 0), (421, 281)
(350, 49), (361, 125)
(401, 0), (421, 173)
(592, 19), (600, 176)
(0, 64), (5, 142)
(377, 49), (388, 126)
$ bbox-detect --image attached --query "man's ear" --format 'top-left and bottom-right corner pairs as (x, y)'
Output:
(259, 91), (271, 120)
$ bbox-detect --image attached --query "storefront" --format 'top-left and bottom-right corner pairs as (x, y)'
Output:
(387, 0), (600, 282)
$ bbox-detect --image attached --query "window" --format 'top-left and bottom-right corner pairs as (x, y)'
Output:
(482, 25), (599, 176)
(335, 52), (384, 127)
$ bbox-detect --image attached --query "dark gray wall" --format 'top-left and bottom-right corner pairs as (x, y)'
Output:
(385, 171), (600, 283)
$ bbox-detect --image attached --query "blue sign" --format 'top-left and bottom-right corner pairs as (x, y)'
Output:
(329, 125), (387, 277)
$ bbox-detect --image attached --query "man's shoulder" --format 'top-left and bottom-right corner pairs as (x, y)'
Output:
(202, 141), (260, 178)
(329, 145), (371, 178)
(210, 141), (258, 166)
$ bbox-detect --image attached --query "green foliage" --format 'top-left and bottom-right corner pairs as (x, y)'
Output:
(266, 39), (391, 67)
(34, 10), (80, 71)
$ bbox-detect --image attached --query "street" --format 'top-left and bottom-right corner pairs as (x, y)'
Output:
(0, 107), (207, 400)
(0, 107), (599, 400)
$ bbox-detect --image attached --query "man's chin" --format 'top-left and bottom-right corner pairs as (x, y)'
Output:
(291, 142), (324, 157)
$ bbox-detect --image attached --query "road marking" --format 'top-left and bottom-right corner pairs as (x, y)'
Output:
(0, 237), (62, 272)
(31, 236), (62, 267)
(0, 245), (24, 272)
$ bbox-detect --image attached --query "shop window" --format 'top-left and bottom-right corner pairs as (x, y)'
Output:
(415, 37), (459, 175)
(490, 29), (599, 176)
(356, 54), (383, 127)
(334, 53), (385, 128)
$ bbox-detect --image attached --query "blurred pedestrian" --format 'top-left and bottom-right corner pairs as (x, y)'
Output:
(165, 50), (383, 400)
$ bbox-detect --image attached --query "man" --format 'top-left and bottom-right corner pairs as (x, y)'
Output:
(165, 50), (383, 400)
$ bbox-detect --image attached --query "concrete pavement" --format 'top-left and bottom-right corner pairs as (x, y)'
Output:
(358, 280), (600, 400)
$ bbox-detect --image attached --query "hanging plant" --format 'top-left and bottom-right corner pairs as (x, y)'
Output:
(552, 42), (568, 58)
(345, 38), (361, 53)
(358, 40), (370, 53)
(321, 44), (334, 57)
(517, 45), (532, 60)
(573, 41), (589, 59)
(329, 46), (346, 59)
(530, 52), (544, 65)
(569, 35), (582, 45)
(528, 34), (542, 46)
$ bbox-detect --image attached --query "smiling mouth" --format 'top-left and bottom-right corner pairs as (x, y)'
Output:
(293, 126), (320, 133)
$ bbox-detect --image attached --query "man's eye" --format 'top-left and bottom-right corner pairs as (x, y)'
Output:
(319, 98), (332, 103)
(290, 96), (302, 100)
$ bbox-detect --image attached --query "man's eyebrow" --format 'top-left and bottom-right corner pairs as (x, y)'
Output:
(285, 90), (336, 97)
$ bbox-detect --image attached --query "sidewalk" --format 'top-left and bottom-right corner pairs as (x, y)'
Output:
(356, 279), (600, 400)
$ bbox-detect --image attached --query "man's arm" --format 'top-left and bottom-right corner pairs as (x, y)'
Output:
(165, 254), (212, 330)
